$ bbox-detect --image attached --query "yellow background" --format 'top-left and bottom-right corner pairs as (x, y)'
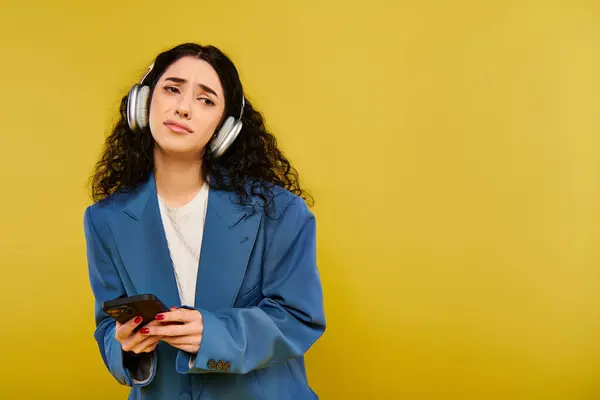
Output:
(1, 0), (599, 398)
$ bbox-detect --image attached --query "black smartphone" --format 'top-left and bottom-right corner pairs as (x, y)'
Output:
(102, 294), (169, 329)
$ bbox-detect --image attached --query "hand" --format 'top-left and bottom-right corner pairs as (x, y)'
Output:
(115, 316), (164, 354)
(141, 307), (204, 354)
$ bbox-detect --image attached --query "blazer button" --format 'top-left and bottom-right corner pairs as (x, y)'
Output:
(207, 359), (217, 369)
(223, 362), (231, 372)
(216, 360), (224, 370)
(179, 393), (192, 400)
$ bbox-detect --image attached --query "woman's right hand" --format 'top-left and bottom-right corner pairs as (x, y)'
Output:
(115, 316), (163, 354)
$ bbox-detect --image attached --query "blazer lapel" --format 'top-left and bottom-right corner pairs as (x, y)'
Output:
(194, 188), (262, 311)
(110, 174), (181, 309)
(109, 172), (263, 311)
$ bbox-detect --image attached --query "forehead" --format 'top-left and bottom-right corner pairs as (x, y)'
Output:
(160, 56), (223, 95)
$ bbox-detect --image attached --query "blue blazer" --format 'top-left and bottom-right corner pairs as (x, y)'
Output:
(84, 173), (326, 400)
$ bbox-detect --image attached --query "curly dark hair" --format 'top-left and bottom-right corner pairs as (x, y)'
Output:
(89, 42), (312, 213)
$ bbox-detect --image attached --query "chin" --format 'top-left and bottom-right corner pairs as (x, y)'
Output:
(154, 134), (192, 153)
(153, 135), (201, 155)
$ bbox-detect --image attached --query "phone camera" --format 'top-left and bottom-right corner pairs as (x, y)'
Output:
(119, 306), (133, 315)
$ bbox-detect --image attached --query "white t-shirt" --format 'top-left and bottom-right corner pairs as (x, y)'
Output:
(157, 183), (209, 307)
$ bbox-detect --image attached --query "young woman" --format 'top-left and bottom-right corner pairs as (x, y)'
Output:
(84, 42), (325, 400)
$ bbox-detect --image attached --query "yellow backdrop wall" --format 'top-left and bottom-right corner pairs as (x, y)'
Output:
(1, 1), (600, 398)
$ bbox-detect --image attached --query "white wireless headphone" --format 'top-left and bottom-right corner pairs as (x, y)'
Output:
(126, 63), (245, 158)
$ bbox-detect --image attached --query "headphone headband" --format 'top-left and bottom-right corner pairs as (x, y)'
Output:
(238, 96), (245, 120)
(140, 63), (154, 85)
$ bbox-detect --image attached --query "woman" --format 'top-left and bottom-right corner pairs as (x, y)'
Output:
(84, 42), (325, 400)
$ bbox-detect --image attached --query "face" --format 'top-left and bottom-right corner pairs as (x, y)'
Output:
(148, 56), (226, 157)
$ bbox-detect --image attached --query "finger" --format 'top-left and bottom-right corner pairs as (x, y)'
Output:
(139, 335), (163, 353)
(131, 335), (163, 354)
(162, 335), (196, 346)
(144, 319), (168, 328)
(124, 327), (163, 352)
(141, 340), (160, 353)
(161, 337), (199, 354)
(136, 318), (179, 336)
(122, 324), (162, 351)
(141, 323), (190, 337)
(115, 316), (143, 341)
(118, 318), (162, 344)
(155, 308), (201, 324)
(162, 338), (200, 354)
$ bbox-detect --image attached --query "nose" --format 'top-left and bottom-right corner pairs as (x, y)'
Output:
(175, 107), (191, 120)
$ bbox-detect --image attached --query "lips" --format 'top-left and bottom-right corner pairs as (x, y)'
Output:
(164, 120), (193, 133)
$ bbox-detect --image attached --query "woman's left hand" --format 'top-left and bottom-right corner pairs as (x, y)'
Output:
(140, 307), (204, 354)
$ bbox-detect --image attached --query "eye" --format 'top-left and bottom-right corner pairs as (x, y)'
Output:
(164, 86), (180, 94)
(198, 98), (214, 106)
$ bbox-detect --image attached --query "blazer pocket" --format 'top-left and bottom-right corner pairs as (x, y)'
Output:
(235, 284), (262, 307)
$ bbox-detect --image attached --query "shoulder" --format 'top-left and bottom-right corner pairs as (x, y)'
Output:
(83, 187), (138, 234)
(83, 199), (113, 240)
(246, 182), (314, 223)
(84, 192), (120, 219)
(86, 180), (148, 214)
(252, 185), (316, 253)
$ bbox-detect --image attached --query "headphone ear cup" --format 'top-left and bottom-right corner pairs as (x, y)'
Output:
(211, 119), (243, 158)
(127, 84), (150, 132)
(211, 116), (235, 155)
(127, 84), (140, 131)
(136, 85), (150, 130)
(226, 120), (243, 146)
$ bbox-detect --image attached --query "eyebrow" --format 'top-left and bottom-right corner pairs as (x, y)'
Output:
(164, 77), (219, 98)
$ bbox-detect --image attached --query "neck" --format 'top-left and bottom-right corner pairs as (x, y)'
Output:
(153, 147), (205, 208)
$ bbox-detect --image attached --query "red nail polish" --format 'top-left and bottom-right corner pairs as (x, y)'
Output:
(171, 306), (178, 310)
(155, 314), (164, 321)
(134, 316), (142, 324)
(140, 328), (149, 334)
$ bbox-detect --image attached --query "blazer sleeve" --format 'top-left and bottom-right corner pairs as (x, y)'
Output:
(84, 205), (157, 387)
(176, 195), (326, 375)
